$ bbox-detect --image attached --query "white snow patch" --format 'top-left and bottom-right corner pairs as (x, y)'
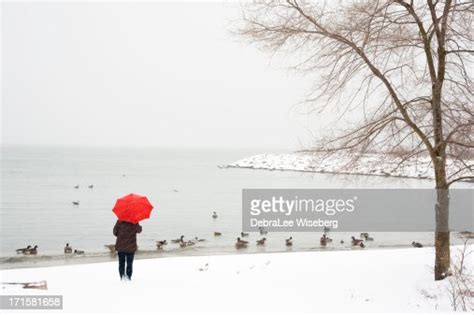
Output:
(225, 152), (473, 181)
(1, 247), (471, 313)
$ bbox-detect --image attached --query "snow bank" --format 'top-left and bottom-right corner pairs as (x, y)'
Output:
(224, 152), (473, 181)
(1, 247), (470, 313)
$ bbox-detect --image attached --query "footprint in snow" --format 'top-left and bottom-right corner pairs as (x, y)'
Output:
(198, 263), (209, 272)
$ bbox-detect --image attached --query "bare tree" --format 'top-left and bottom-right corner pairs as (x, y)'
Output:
(238, 0), (473, 280)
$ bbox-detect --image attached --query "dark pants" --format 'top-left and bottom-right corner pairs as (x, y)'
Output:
(118, 252), (135, 280)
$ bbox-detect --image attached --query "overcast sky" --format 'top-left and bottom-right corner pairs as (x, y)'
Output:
(1, 1), (326, 150)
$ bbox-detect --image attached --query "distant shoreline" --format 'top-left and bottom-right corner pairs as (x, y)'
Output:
(223, 152), (474, 182)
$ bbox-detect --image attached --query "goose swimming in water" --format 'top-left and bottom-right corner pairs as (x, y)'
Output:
(241, 232), (249, 237)
(235, 237), (249, 248)
(25, 245), (38, 255)
(212, 211), (218, 219)
(256, 238), (267, 245)
(64, 243), (72, 254)
(179, 238), (195, 248)
(214, 232), (222, 237)
(74, 249), (85, 255)
(259, 227), (268, 235)
(285, 236), (293, 246)
(320, 235), (329, 246)
(351, 236), (363, 246)
(16, 245), (31, 254)
(156, 240), (167, 250)
(412, 241), (423, 248)
(171, 236), (184, 243)
(88, 184), (93, 189)
(321, 234), (332, 242)
(72, 201), (80, 206)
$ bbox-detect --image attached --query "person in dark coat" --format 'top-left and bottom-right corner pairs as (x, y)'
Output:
(113, 220), (142, 280)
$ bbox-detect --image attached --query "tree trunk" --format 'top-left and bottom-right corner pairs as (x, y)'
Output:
(434, 162), (450, 280)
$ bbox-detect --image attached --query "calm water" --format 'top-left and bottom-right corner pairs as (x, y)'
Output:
(0, 146), (470, 269)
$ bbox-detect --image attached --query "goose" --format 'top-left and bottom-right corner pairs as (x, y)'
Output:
(16, 245), (31, 254)
(74, 249), (85, 255)
(156, 240), (167, 250)
(73, 185), (79, 189)
(194, 237), (206, 242)
(104, 244), (116, 252)
(64, 243), (72, 254)
(259, 227), (268, 235)
(285, 237), (293, 246)
(72, 201), (80, 206)
(241, 232), (249, 237)
(321, 234), (332, 242)
(88, 184), (93, 189)
(214, 232), (222, 237)
(235, 237), (249, 248)
(212, 211), (218, 219)
(412, 241), (423, 248)
(181, 241), (193, 248)
(351, 236), (363, 246)
(171, 236), (184, 243)
(256, 238), (267, 245)
(25, 246), (38, 255)
(320, 235), (328, 246)
(340, 240), (344, 244)
(179, 239), (195, 248)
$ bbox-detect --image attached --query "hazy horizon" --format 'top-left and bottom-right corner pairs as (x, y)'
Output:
(1, 1), (327, 151)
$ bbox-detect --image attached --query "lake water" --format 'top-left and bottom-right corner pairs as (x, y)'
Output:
(0, 146), (470, 269)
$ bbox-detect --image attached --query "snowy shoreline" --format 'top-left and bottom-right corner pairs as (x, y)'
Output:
(223, 152), (474, 181)
(0, 243), (428, 271)
(1, 246), (471, 313)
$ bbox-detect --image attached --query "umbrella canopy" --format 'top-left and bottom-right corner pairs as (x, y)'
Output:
(112, 193), (154, 224)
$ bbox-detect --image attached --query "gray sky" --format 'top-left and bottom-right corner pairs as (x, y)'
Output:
(1, 1), (319, 150)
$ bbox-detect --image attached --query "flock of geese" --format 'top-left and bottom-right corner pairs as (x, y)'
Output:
(15, 245), (39, 255)
(234, 232), (377, 249)
(72, 184), (94, 206)
(14, 211), (426, 257)
(15, 243), (86, 256)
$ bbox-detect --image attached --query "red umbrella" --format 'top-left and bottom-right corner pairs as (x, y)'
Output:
(112, 193), (154, 224)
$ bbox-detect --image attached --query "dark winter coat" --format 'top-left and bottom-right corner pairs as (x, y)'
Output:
(113, 220), (142, 253)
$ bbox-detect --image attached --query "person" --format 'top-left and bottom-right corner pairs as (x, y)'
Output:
(113, 220), (142, 281)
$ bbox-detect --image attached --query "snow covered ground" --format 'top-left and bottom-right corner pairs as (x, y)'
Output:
(1, 246), (472, 313)
(225, 152), (473, 181)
